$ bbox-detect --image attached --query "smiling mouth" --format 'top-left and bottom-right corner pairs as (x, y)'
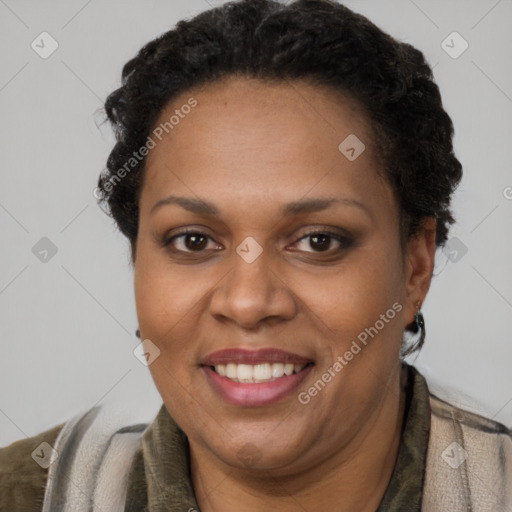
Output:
(209, 362), (314, 383)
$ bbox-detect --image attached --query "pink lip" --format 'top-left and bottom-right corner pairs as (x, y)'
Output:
(202, 348), (312, 366)
(203, 366), (313, 406)
(201, 349), (314, 407)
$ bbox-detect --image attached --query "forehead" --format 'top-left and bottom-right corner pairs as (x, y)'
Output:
(141, 76), (390, 216)
(147, 76), (373, 162)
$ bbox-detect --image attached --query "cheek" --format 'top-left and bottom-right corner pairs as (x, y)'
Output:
(318, 253), (405, 375)
(134, 256), (203, 410)
(301, 247), (405, 334)
(134, 243), (206, 332)
(134, 248), (194, 363)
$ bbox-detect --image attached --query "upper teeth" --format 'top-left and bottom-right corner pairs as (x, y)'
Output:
(214, 363), (306, 383)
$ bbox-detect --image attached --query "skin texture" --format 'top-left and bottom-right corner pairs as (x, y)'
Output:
(134, 76), (436, 512)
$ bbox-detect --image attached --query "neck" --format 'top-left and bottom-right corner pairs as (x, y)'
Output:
(191, 366), (407, 512)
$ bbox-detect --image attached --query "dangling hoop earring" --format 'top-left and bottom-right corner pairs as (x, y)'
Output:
(401, 300), (426, 357)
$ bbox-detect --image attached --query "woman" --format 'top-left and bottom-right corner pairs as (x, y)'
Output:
(1, 0), (510, 510)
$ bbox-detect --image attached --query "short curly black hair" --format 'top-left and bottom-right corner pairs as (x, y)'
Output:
(97, 0), (462, 264)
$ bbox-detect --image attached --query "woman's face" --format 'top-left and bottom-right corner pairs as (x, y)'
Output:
(134, 76), (434, 474)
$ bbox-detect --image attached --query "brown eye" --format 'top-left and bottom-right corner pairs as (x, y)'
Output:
(184, 233), (208, 251)
(309, 234), (332, 252)
(293, 231), (349, 253)
(163, 230), (220, 253)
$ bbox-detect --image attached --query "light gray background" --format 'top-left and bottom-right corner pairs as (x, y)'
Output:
(1, 0), (511, 447)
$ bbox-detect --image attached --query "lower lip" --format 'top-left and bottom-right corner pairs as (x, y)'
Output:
(202, 365), (313, 407)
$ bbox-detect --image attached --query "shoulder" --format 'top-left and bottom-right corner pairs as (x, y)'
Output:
(424, 393), (512, 511)
(429, 393), (511, 438)
(428, 392), (512, 466)
(0, 403), (151, 512)
(0, 422), (64, 512)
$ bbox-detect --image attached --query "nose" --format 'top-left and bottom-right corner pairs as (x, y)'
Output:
(208, 247), (297, 330)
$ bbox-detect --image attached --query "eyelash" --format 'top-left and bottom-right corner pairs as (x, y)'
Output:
(161, 227), (353, 256)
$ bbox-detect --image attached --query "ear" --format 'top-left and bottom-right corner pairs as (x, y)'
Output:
(403, 218), (437, 322)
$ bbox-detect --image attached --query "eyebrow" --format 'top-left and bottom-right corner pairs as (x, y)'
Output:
(150, 195), (370, 218)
